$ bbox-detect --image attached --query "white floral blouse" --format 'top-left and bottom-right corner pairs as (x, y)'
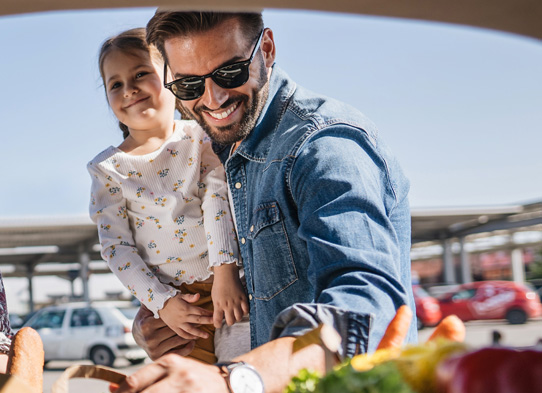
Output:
(88, 120), (239, 317)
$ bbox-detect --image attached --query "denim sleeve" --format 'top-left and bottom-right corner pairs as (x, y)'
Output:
(273, 125), (416, 355)
(269, 303), (372, 358)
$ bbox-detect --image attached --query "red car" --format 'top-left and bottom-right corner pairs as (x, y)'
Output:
(413, 285), (442, 329)
(438, 281), (542, 324)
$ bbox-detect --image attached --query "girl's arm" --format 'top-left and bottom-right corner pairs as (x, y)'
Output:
(196, 136), (240, 270)
(197, 135), (248, 328)
(211, 263), (248, 328)
(87, 161), (179, 318)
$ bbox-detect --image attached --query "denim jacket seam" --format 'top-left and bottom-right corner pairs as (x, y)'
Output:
(253, 201), (278, 213)
(253, 217), (299, 301)
(253, 277), (299, 301)
(236, 151), (266, 163)
(231, 164), (253, 293)
(261, 155), (296, 174)
(288, 101), (378, 143)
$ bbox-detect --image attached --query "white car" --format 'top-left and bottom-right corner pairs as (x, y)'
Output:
(22, 302), (147, 367)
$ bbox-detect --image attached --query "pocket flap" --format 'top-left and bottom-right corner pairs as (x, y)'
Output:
(249, 202), (281, 238)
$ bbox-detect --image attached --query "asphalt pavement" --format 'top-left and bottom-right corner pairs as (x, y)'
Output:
(418, 316), (542, 347)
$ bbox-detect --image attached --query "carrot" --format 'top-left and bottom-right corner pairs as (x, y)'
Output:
(377, 305), (413, 350)
(427, 315), (466, 342)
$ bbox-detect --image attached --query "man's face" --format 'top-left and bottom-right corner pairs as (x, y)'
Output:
(164, 19), (274, 145)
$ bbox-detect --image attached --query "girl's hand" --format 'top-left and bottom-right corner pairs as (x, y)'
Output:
(132, 305), (197, 361)
(211, 264), (249, 329)
(158, 293), (214, 340)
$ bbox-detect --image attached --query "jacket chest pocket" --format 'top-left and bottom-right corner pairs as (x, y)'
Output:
(247, 202), (298, 300)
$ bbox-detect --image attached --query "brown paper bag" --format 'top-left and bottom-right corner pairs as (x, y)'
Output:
(51, 365), (127, 393)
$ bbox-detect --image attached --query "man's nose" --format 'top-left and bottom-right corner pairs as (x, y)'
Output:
(201, 78), (228, 110)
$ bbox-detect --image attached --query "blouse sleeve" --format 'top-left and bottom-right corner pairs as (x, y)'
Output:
(197, 136), (239, 270)
(87, 160), (178, 318)
(0, 271), (12, 353)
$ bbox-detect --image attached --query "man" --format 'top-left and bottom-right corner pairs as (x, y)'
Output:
(116, 10), (416, 393)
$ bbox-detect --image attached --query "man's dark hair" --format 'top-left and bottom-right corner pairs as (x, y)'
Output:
(146, 11), (264, 62)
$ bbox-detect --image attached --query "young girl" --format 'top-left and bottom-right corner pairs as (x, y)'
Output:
(88, 28), (248, 364)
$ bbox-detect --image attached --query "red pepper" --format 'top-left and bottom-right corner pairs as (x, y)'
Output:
(436, 346), (542, 393)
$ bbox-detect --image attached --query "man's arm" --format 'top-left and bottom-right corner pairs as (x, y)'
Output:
(129, 306), (327, 393)
(281, 127), (416, 355)
(233, 336), (326, 393)
(114, 336), (326, 393)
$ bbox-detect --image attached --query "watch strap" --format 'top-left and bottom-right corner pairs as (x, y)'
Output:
(216, 361), (244, 393)
(216, 361), (247, 370)
(216, 361), (264, 393)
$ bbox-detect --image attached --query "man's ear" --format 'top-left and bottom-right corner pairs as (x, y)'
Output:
(261, 28), (276, 67)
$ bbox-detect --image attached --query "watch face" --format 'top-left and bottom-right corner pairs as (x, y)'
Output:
(229, 366), (264, 393)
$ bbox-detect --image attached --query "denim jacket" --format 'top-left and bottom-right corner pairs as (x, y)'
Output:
(214, 66), (417, 357)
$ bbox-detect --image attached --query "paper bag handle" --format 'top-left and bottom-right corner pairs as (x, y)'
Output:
(51, 365), (126, 393)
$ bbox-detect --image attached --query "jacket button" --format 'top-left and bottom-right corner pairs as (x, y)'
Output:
(249, 294), (253, 300)
(241, 238), (246, 244)
(250, 225), (254, 232)
(235, 182), (242, 189)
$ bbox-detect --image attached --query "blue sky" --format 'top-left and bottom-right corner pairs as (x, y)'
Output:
(1, 8), (542, 219)
(1, 7), (541, 313)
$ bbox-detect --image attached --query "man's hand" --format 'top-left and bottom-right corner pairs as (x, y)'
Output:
(132, 304), (200, 361)
(212, 264), (249, 328)
(110, 353), (229, 393)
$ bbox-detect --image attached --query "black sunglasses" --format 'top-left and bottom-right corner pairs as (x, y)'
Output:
(164, 29), (265, 101)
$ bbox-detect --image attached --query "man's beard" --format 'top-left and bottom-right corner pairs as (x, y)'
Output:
(178, 61), (269, 146)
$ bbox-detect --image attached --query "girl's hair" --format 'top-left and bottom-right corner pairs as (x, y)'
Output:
(98, 28), (163, 139)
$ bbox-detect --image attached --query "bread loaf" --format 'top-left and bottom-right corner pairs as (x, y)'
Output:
(7, 327), (44, 393)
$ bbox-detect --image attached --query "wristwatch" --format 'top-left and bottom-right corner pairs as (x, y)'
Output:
(216, 361), (265, 393)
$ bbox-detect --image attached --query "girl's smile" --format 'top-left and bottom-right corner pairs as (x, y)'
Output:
(125, 96), (151, 109)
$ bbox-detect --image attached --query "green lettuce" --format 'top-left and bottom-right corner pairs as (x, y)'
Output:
(285, 360), (414, 393)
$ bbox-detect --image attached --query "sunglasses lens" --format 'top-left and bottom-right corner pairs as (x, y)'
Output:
(167, 62), (250, 100)
(212, 63), (250, 89)
(171, 77), (205, 100)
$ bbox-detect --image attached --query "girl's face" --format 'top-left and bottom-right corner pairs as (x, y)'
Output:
(102, 49), (175, 133)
